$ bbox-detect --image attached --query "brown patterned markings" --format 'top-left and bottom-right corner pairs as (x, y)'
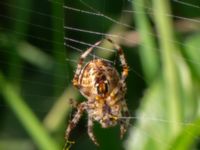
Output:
(66, 38), (129, 145)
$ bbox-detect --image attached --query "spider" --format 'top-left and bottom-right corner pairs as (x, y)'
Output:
(65, 38), (130, 145)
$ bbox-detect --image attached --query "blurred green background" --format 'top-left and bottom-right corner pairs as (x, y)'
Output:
(0, 0), (200, 150)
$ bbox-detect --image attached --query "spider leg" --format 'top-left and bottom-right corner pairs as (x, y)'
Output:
(88, 116), (99, 146)
(73, 40), (103, 88)
(69, 98), (78, 108)
(65, 102), (86, 140)
(106, 38), (129, 81)
(109, 81), (127, 105)
(120, 101), (130, 138)
(120, 121), (126, 139)
(104, 38), (129, 137)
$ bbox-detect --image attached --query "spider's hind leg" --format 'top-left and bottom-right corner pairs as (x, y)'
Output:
(120, 101), (130, 139)
(65, 102), (86, 140)
(88, 116), (99, 146)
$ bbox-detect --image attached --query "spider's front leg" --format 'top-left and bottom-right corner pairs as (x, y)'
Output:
(106, 38), (129, 81)
(72, 40), (103, 88)
(65, 102), (86, 140)
(88, 116), (99, 146)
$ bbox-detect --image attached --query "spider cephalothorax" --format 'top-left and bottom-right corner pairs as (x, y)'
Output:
(65, 38), (129, 145)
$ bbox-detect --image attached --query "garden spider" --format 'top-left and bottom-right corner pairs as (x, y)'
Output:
(65, 38), (129, 145)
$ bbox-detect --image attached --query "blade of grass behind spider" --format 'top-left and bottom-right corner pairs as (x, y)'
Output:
(0, 72), (61, 150)
(126, 0), (183, 150)
(43, 87), (79, 132)
(170, 117), (200, 150)
(7, 0), (31, 87)
(51, 0), (69, 96)
(152, 0), (182, 136)
(133, 0), (159, 83)
(183, 34), (200, 79)
(43, 0), (75, 133)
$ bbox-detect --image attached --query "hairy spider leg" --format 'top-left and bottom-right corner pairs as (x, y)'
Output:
(106, 38), (129, 81)
(105, 38), (130, 138)
(120, 100), (130, 138)
(68, 101), (99, 145)
(72, 40), (103, 88)
(106, 37), (129, 103)
(88, 116), (99, 145)
(65, 102), (87, 140)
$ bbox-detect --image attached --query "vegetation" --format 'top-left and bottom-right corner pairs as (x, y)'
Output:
(0, 0), (200, 150)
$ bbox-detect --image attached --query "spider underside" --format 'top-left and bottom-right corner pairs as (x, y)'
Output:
(65, 38), (130, 145)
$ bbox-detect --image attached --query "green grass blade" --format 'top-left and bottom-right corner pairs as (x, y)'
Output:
(0, 73), (61, 150)
(51, 0), (68, 96)
(183, 33), (200, 79)
(133, 0), (159, 83)
(7, 0), (32, 86)
(169, 118), (200, 150)
(152, 0), (182, 135)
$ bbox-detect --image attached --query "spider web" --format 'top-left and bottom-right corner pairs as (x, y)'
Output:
(0, 0), (200, 150)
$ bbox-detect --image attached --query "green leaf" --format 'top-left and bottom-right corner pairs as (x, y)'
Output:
(170, 118), (200, 150)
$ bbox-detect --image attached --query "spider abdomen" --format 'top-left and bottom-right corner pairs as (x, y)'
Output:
(78, 59), (120, 99)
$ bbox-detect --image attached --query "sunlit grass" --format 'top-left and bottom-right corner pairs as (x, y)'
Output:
(0, 0), (200, 150)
